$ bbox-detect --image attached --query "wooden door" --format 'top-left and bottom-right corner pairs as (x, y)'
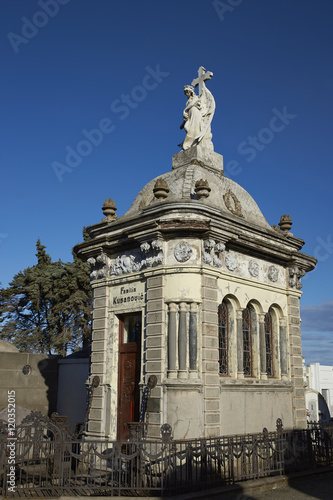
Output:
(117, 314), (142, 440)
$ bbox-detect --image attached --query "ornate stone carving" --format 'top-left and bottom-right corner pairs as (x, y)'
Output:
(223, 190), (243, 218)
(225, 252), (238, 271)
(102, 198), (117, 222)
(249, 260), (259, 278)
(153, 178), (169, 200)
(194, 179), (211, 200)
(268, 265), (279, 282)
(140, 242), (150, 254)
(289, 266), (306, 289)
(110, 240), (163, 276)
(203, 240), (225, 267)
(279, 214), (292, 233)
(88, 254), (109, 281)
(203, 253), (213, 265)
(180, 66), (215, 151)
(174, 241), (192, 262)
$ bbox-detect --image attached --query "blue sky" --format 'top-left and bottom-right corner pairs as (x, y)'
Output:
(1, 0), (332, 365)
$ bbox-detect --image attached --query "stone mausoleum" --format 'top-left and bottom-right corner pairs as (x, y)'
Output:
(75, 67), (316, 440)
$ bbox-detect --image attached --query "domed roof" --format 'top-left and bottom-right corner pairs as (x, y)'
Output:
(122, 154), (272, 232)
(0, 340), (19, 352)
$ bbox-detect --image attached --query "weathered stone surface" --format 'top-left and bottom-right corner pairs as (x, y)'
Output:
(146, 324), (163, 335)
(172, 145), (223, 172)
(147, 287), (163, 300)
(146, 348), (162, 360)
(146, 336), (162, 348)
(92, 330), (105, 341)
(73, 85), (317, 440)
(92, 341), (105, 352)
(147, 276), (163, 288)
(93, 286), (108, 298)
(288, 296), (300, 306)
(147, 312), (163, 324)
(147, 299), (164, 312)
(91, 352), (105, 363)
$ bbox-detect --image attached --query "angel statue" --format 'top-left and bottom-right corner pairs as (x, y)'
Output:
(180, 66), (216, 151)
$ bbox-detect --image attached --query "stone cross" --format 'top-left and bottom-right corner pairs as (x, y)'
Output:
(191, 66), (213, 96)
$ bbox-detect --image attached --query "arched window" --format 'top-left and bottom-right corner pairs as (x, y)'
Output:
(265, 312), (273, 377)
(242, 308), (252, 376)
(218, 302), (228, 375)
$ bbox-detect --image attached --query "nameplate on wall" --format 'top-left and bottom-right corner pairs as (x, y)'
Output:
(110, 282), (145, 311)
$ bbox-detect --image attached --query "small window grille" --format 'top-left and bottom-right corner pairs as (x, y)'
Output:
(218, 302), (228, 375)
(242, 308), (252, 376)
(264, 312), (273, 377)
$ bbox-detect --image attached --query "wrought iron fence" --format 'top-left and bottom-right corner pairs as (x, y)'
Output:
(1, 414), (332, 497)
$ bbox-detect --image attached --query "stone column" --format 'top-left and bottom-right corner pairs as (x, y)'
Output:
(178, 302), (187, 379)
(259, 313), (267, 380)
(236, 310), (244, 379)
(167, 302), (177, 379)
(189, 302), (198, 378)
(279, 318), (288, 381)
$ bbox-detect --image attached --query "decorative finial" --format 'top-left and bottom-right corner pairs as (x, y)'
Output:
(180, 66), (215, 151)
(153, 178), (169, 200)
(195, 179), (211, 200)
(102, 198), (117, 222)
(271, 224), (281, 233)
(278, 214), (292, 233)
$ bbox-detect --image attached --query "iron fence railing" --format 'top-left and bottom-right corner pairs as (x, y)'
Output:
(1, 414), (333, 497)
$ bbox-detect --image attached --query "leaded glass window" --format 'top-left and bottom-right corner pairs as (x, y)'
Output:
(218, 302), (228, 375)
(264, 312), (273, 377)
(242, 308), (252, 376)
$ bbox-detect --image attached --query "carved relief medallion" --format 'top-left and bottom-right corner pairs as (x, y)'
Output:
(174, 241), (192, 262)
(268, 265), (279, 282)
(223, 190), (243, 218)
(249, 260), (259, 277)
(225, 252), (238, 271)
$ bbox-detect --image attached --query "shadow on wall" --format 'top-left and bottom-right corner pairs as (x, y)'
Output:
(0, 345), (60, 420)
(37, 356), (60, 415)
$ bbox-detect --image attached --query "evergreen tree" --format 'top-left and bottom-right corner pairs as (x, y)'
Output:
(0, 239), (91, 355)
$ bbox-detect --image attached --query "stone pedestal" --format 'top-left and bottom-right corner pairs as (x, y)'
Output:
(172, 145), (224, 175)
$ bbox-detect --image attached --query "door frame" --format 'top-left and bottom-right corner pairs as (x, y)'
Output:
(117, 312), (142, 440)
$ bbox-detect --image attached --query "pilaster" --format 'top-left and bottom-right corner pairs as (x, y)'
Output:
(202, 275), (220, 437)
(87, 284), (108, 438)
(288, 294), (306, 429)
(145, 275), (165, 437)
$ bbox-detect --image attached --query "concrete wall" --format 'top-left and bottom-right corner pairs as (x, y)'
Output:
(57, 358), (90, 425)
(0, 352), (59, 417)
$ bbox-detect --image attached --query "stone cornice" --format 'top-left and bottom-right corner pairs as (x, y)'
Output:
(74, 202), (316, 274)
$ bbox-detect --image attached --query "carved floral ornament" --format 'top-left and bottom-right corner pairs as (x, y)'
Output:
(268, 265), (279, 282)
(223, 190), (243, 218)
(248, 260), (259, 277)
(225, 252), (238, 271)
(110, 240), (164, 276)
(87, 241), (164, 280)
(87, 254), (109, 281)
(174, 241), (192, 262)
(289, 266), (305, 289)
(203, 239), (225, 267)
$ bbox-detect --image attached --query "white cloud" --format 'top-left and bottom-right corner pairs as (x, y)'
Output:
(300, 301), (333, 332)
